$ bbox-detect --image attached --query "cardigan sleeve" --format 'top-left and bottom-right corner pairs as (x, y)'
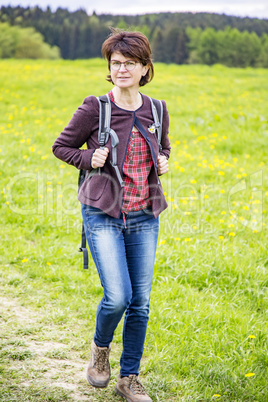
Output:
(52, 96), (99, 171)
(160, 100), (171, 160)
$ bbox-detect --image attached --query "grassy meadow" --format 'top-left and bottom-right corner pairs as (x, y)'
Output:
(0, 59), (268, 401)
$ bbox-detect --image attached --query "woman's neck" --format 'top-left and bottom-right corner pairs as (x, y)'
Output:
(112, 87), (142, 111)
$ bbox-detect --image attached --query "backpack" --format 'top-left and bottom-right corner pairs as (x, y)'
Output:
(78, 94), (163, 270)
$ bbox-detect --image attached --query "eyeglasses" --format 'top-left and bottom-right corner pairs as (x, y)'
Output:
(110, 60), (138, 71)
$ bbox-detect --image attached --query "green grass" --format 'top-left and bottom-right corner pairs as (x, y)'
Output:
(0, 59), (268, 401)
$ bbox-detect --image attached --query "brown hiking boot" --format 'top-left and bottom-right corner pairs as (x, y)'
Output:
(115, 374), (152, 401)
(86, 340), (111, 388)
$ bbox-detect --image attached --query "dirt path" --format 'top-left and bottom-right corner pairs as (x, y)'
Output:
(0, 296), (121, 401)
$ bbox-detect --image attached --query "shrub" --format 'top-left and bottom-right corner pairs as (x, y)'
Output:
(0, 22), (60, 59)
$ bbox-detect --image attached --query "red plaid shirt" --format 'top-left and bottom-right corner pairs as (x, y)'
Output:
(109, 91), (153, 212)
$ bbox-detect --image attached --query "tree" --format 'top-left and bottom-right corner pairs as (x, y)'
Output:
(0, 22), (60, 59)
(197, 28), (220, 65)
(15, 27), (60, 59)
(240, 31), (261, 67)
(0, 22), (17, 57)
(186, 26), (202, 63)
(151, 28), (165, 62)
(257, 34), (268, 67)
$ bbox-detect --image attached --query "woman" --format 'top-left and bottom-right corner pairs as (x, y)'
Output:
(52, 28), (170, 402)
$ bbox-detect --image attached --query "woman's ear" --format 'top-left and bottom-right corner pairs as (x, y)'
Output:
(142, 64), (150, 77)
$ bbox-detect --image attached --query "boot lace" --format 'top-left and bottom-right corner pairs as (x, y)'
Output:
(129, 375), (147, 395)
(95, 348), (109, 373)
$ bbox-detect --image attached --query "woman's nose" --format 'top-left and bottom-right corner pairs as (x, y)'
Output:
(119, 63), (127, 72)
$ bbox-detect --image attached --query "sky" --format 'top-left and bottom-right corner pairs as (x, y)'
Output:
(1, 0), (268, 19)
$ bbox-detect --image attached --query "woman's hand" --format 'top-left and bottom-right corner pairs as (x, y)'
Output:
(157, 154), (169, 175)
(91, 147), (109, 169)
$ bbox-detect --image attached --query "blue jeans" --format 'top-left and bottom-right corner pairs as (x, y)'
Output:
(81, 204), (159, 376)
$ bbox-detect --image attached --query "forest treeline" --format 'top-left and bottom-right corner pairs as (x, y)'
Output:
(1, 6), (268, 67)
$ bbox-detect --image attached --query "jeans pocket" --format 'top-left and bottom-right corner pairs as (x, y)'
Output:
(81, 204), (103, 216)
(142, 207), (153, 215)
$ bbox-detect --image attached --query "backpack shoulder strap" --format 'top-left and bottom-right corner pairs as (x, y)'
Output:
(97, 94), (111, 148)
(98, 94), (124, 187)
(78, 94), (110, 190)
(149, 97), (163, 152)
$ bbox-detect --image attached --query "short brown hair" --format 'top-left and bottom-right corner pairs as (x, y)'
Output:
(102, 28), (154, 87)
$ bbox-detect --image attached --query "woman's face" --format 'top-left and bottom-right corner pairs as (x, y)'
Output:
(110, 52), (149, 90)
